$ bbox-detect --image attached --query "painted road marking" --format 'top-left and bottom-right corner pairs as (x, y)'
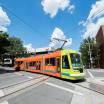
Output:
(0, 101), (9, 104)
(87, 70), (94, 78)
(45, 82), (84, 96)
(15, 72), (35, 80)
(27, 76), (34, 79)
(88, 69), (104, 72)
(0, 90), (4, 97)
(15, 72), (23, 76)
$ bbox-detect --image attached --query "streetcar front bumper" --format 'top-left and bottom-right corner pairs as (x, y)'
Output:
(69, 73), (85, 80)
(70, 73), (85, 77)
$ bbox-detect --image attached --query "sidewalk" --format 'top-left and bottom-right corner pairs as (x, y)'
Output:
(87, 77), (104, 95)
(0, 75), (49, 98)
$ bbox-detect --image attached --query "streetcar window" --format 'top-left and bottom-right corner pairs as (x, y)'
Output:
(29, 62), (33, 66)
(29, 61), (36, 67)
(50, 58), (55, 66)
(45, 58), (49, 65)
(56, 58), (60, 67)
(70, 53), (82, 68)
(18, 61), (21, 64)
(36, 61), (40, 70)
(45, 58), (55, 66)
(17, 61), (23, 65)
(62, 55), (70, 69)
(33, 62), (36, 66)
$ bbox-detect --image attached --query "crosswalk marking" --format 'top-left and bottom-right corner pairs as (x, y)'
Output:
(0, 90), (4, 97)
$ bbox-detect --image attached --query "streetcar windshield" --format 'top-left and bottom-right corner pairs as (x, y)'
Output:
(70, 53), (82, 69)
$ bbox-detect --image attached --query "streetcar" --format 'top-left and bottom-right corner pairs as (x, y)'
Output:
(14, 49), (85, 80)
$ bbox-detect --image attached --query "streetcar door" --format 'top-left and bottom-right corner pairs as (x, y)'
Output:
(61, 54), (71, 79)
(56, 57), (60, 73)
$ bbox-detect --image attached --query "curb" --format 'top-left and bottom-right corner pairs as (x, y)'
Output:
(0, 76), (49, 98)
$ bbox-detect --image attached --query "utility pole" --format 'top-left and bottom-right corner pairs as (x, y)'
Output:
(88, 43), (93, 69)
(85, 42), (93, 69)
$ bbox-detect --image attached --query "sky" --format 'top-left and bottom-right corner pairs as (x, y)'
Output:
(0, 0), (104, 52)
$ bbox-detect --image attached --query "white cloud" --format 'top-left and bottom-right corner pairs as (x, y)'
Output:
(79, 0), (104, 39)
(49, 27), (72, 48)
(78, 20), (85, 26)
(83, 17), (104, 39)
(0, 7), (11, 32)
(87, 0), (104, 21)
(68, 5), (75, 14)
(0, 26), (7, 32)
(41, 0), (75, 18)
(24, 43), (35, 53)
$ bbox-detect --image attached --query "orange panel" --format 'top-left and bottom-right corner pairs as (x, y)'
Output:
(44, 51), (61, 58)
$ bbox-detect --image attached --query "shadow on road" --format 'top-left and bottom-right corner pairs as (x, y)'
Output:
(60, 78), (86, 83)
(0, 67), (15, 74)
(48, 75), (86, 83)
(52, 76), (86, 83)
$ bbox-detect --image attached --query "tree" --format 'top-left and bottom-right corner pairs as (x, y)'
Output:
(0, 31), (10, 55)
(7, 37), (27, 58)
(79, 37), (99, 68)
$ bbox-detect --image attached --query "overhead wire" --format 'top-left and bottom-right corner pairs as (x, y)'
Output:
(2, 4), (104, 48)
(1, 4), (47, 38)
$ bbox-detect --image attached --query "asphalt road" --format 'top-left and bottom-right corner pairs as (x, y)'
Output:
(88, 70), (104, 77)
(0, 67), (43, 89)
(0, 67), (104, 104)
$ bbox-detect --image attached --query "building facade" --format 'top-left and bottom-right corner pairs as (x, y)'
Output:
(96, 25), (104, 68)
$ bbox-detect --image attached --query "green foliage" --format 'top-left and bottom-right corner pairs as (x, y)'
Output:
(0, 32), (10, 55)
(79, 37), (99, 68)
(7, 37), (27, 57)
(0, 31), (30, 61)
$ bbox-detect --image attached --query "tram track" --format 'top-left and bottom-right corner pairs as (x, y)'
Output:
(0, 77), (50, 103)
(74, 80), (104, 95)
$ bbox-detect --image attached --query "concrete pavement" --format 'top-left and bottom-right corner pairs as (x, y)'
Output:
(0, 67), (104, 104)
(0, 67), (49, 98)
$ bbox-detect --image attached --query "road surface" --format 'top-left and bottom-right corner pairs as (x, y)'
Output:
(0, 67), (104, 104)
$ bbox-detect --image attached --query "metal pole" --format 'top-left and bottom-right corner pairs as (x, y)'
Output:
(88, 42), (93, 69)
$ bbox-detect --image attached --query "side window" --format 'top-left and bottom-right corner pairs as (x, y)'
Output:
(36, 61), (41, 70)
(18, 61), (21, 65)
(29, 61), (37, 67)
(21, 61), (23, 64)
(45, 58), (55, 66)
(62, 55), (70, 69)
(56, 58), (60, 67)
(33, 61), (36, 66)
(45, 59), (49, 66)
(56, 58), (60, 73)
(50, 58), (55, 66)
(18, 61), (23, 65)
(29, 62), (33, 66)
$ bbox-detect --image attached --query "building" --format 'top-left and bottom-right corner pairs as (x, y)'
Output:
(96, 25), (104, 68)
(34, 47), (55, 54)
